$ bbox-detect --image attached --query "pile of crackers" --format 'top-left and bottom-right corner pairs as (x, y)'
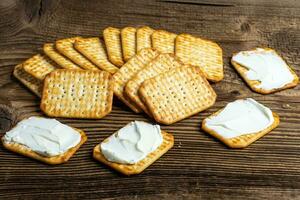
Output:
(14, 26), (223, 124)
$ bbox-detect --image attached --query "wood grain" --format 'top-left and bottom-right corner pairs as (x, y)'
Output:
(0, 0), (300, 199)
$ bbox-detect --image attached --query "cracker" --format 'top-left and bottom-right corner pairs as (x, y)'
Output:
(43, 43), (81, 70)
(136, 26), (154, 51)
(202, 110), (280, 148)
(23, 54), (58, 80)
(231, 48), (299, 94)
(152, 30), (177, 54)
(175, 34), (224, 82)
(103, 27), (124, 67)
(139, 65), (217, 125)
(2, 127), (87, 165)
(125, 53), (182, 114)
(13, 64), (43, 97)
(121, 27), (137, 61)
(55, 37), (100, 71)
(74, 37), (119, 74)
(40, 69), (113, 119)
(93, 131), (174, 176)
(112, 48), (159, 113)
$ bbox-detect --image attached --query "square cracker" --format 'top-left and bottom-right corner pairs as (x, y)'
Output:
(112, 48), (159, 113)
(202, 109), (280, 148)
(2, 127), (87, 165)
(175, 34), (224, 82)
(121, 27), (137, 61)
(103, 27), (124, 67)
(74, 37), (119, 74)
(13, 64), (43, 97)
(56, 37), (100, 71)
(93, 130), (174, 176)
(152, 30), (177, 54)
(40, 69), (114, 119)
(136, 26), (154, 51)
(231, 47), (299, 94)
(43, 43), (82, 70)
(139, 65), (217, 125)
(125, 53), (182, 114)
(23, 54), (58, 80)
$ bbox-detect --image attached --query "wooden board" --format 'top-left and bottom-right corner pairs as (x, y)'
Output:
(0, 0), (300, 199)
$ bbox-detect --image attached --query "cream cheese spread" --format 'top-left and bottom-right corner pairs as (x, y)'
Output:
(3, 117), (81, 157)
(204, 98), (274, 138)
(101, 121), (163, 164)
(232, 48), (294, 90)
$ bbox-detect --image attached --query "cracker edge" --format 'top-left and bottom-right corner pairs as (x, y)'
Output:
(202, 110), (280, 148)
(40, 69), (114, 119)
(231, 47), (299, 94)
(93, 131), (174, 176)
(2, 127), (87, 165)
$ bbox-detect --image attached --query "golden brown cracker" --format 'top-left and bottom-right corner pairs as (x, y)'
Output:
(2, 127), (87, 165)
(231, 48), (299, 94)
(56, 37), (100, 70)
(175, 34), (223, 82)
(152, 30), (177, 54)
(23, 54), (58, 80)
(43, 43), (81, 70)
(112, 48), (159, 113)
(202, 109), (280, 148)
(125, 53), (182, 114)
(74, 37), (119, 74)
(93, 131), (174, 176)
(139, 65), (217, 125)
(136, 26), (154, 51)
(13, 64), (43, 97)
(40, 69), (113, 119)
(121, 27), (137, 61)
(103, 27), (124, 67)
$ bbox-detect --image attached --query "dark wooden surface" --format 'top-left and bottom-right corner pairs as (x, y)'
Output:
(0, 0), (300, 199)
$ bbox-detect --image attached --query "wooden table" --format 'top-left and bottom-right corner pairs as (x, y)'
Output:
(0, 0), (299, 199)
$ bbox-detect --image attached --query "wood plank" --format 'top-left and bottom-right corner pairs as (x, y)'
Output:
(0, 0), (299, 199)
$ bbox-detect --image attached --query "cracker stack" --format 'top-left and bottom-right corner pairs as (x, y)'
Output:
(13, 26), (224, 123)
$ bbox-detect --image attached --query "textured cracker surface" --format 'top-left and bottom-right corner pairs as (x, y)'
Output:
(112, 48), (159, 113)
(56, 37), (99, 70)
(41, 69), (113, 119)
(152, 30), (177, 54)
(136, 26), (154, 51)
(13, 64), (43, 97)
(74, 37), (119, 74)
(231, 48), (299, 94)
(23, 54), (58, 80)
(139, 65), (217, 125)
(121, 27), (137, 61)
(202, 110), (280, 148)
(2, 127), (87, 165)
(175, 34), (224, 82)
(43, 43), (81, 70)
(93, 131), (174, 176)
(103, 27), (124, 67)
(125, 53), (182, 113)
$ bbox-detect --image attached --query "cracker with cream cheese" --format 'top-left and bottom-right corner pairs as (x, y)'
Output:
(231, 47), (299, 94)
(93, 130), (173, 176)
(202, 99), (280, 148)
(2, 123), (87, 165)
